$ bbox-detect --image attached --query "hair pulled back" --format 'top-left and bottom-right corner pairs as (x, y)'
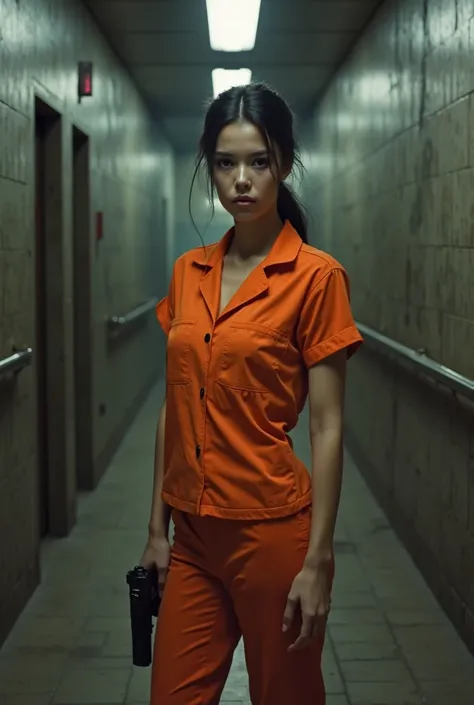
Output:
(189, 82), (308, 243)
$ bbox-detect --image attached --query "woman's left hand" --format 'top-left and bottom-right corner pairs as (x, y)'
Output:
(282, 559), (332, 652)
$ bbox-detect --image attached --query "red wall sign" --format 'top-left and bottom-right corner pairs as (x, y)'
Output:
(96, 211), (103, 241)
(78, 61), (93, 98)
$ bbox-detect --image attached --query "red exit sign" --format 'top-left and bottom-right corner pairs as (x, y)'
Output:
(78, 61), (93, 99)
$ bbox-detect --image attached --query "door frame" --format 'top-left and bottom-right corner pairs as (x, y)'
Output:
(33, 89), (76, 537)
(72, 125), (95, 490)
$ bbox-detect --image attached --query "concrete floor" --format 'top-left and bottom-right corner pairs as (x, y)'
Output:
(0, 384), (473, 705)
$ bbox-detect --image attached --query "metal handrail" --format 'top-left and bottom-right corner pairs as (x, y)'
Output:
(0, 348), (33, 378)
(357, 322), (474, 406)
(106, 298), (158, 334)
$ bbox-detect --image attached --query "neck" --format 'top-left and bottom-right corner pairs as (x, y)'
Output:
(229, 211), (284, 260)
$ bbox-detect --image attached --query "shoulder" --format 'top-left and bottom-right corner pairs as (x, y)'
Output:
(296, 243), (348, 289)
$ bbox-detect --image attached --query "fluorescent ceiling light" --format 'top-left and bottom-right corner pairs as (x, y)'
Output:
(212, 68), (252, 98)
(206, 0), (261, 52)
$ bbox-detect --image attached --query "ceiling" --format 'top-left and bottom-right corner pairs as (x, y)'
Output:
(83, 0), (384, 152)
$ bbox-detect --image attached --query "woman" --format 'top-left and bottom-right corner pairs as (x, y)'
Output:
(140, 82), (362, 705)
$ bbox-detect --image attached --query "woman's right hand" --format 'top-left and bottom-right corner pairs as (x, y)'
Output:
(140, 536), (171, 597)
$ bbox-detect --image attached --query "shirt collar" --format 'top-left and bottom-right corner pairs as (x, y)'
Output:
(192, 220), (303, 271)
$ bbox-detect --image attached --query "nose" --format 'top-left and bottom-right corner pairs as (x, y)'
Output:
(235, 163), (251, 191)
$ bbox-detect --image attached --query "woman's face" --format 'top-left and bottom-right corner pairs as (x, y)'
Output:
(212, 120), (289, 222)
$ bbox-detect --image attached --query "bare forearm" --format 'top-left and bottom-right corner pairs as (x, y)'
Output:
(148, 400), (171, 541)
(305, 427), (343, 566)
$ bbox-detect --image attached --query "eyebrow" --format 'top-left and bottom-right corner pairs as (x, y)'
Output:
(215, 149), (269, 158)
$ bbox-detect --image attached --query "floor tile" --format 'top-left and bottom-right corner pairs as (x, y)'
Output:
(52, 666), (131, 704)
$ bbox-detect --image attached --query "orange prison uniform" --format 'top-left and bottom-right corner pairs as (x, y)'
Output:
(151, 221), (362, 705)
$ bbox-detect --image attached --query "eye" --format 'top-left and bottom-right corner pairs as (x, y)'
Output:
(253, 157), (269, 169)
(216, 158), (234, 169)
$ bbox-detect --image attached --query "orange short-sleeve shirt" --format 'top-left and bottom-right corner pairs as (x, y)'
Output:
(156, 221), (362, 520)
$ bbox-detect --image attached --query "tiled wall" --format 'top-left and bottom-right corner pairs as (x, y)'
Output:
(0, 0), (173, 645)
(302, 0), (474, 650)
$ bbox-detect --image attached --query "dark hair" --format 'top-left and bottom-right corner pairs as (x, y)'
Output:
(189, 82), (308, 244)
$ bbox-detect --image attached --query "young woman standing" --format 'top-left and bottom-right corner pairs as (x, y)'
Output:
(140, 82), (362, 705)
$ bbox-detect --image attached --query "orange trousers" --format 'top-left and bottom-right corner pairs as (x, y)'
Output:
(150, 506), (332, 705)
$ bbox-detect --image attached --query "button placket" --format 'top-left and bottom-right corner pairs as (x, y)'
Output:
(199, 325), (214, 483)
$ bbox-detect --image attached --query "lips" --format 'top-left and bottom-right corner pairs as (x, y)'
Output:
(233, 196), (256, 203)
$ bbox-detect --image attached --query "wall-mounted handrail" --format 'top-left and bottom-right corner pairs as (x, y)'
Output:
(106, 298), (158, 335)
(356, 322), (474, 406)
(0, 348), (33, 378)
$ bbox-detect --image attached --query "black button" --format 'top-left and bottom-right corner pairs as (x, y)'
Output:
(204, 333), (211, 343)
(200, 387), (205, 399)
(196, 445), (201, 459)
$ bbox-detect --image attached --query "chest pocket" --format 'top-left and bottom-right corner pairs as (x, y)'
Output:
(216, 322), (289, 392)
(166, 319), (196, 385)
